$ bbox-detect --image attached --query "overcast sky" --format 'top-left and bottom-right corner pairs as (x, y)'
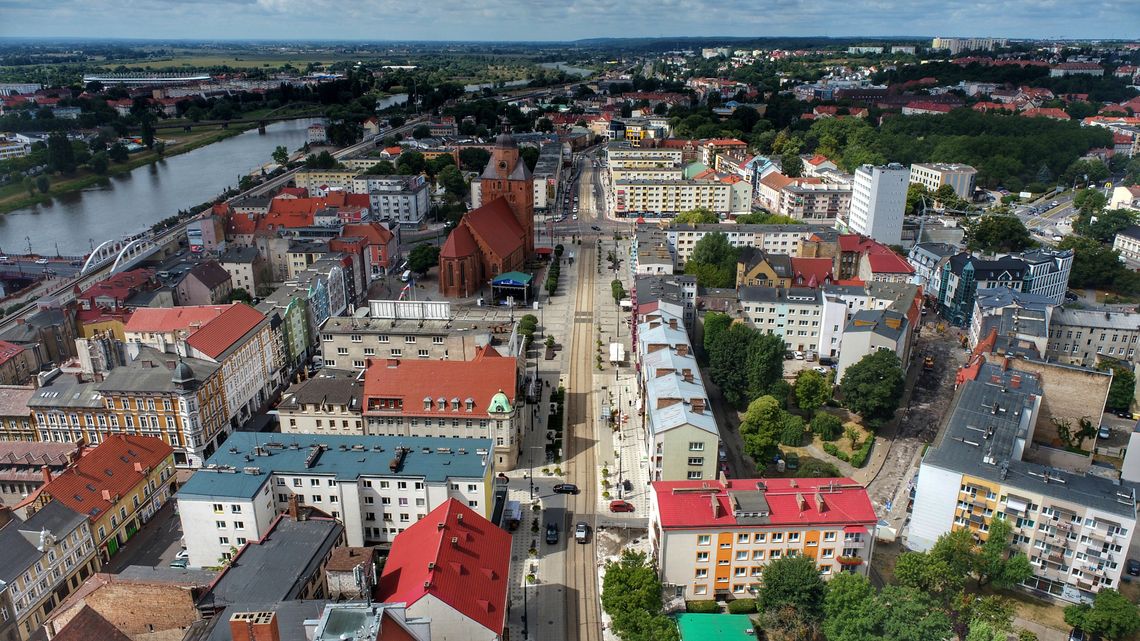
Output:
(0, 0), (1133, 41)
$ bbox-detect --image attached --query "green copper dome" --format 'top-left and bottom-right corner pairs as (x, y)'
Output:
(488, 389), (512, 414)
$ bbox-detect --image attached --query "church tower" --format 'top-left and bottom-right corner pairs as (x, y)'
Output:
(480, 132), (535, 257)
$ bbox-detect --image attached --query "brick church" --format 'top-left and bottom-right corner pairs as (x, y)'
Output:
(438, 132), (535, 298)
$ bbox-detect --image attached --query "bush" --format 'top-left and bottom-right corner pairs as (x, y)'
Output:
(849, 437), (874, 468)
(779, 418), (805, 447)
(811, 413), (843, 441)
(822, 442), (850, 462)
(686, 600), (720, 613)
(727, 598), (758, 614)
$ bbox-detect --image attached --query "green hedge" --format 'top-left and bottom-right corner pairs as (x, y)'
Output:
(686, 600), (720, 613)
(822, 442), (849, 462)
(727, 599), (757, 614)
(849, 437), (874, 468)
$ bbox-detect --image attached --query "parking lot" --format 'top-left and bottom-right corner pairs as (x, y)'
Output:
(103, 502), (186, 572)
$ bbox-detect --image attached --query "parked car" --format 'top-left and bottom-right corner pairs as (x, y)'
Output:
(575, 522), (589, 543)
(34, 258), (48, 265)
(1098, 425), (1112, 440)
(793, 351), (805, 360)
(545, 523), (559, 544)
(1116, 410), (1134, 419)
(812, 366), (830, 375)
(609, 500), (634, 513)
(1127, 558), (1140, 576)
(784, 351), (795, 360)
(622, 479), (633, 492)
(553, 483), (580, 495)
(591, 225), (602, 231)
(169, 557), (189, 569)
(785, 453), (800, 470)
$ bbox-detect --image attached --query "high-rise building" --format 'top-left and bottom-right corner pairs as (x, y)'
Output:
(931, 37), (1008, 54)
(841, 164), (909, 246)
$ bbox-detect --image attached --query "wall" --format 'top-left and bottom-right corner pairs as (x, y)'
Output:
(1007, 358), (1111, 450)
(658, 423), (719, 482)
(408, 594), (496, 641)
(907, 463), (961, 551)
(45, 580), (199, 638)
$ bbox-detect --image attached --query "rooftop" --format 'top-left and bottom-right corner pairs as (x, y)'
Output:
(924, 362), (1136, 518)
(376, 499), (510, 635)
(362, 347), (516, 419)
(675, 613), (758, 641)
(42, 435), (173, 520)
(178, 433), (492, 501)
(652, 478), (877, 529)
(277, 369), (363, 413)
(0, 501), (89, 582)
(0, 384), (35, 416)
(200, 516), (344, 609)
(1051, 307), (1140, 332)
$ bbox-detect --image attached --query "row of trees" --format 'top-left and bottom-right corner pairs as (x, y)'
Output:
(703, 312), (786, 408)
(683, 231), (739, 288)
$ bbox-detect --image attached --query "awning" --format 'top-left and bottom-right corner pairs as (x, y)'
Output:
(535, 247), (553, 255)
(1006, 495), (1029, 514)
(843, 525), (867, 534)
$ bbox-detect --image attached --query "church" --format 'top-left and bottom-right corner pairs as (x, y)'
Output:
(438, 132), (535, 298)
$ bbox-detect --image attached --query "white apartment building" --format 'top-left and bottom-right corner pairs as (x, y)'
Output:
(1113, 226), (1140, 262)
(737, 287), (824, 353)
(841, 164), (908, 246)
(175, 433), (494, 567)
(909, 163), (978, 200)
(351, 174), (430, 227)
(605, 142), (683, 168)
(610, 167), (686, 182)
(778, 183), (852, 224)
(664, 223), (827, 264)
(931, 37), (1008, 54)
(613, 179), (751, 217)
(0, 137), (31, 161)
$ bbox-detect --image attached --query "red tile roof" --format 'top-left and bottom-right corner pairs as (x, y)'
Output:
(1020, 107), (1069, 121)
(0, 340), (26, 367)
(904, 101), (954, 113)
(184, 303), (265, 360)
(42, 435), (172, 520)
(454, 197), (525, 262)
(341, 222), (395, 246)
(440, 222), (478, 259)
(279, 187), (308, 197)
(759, 172), (794, 192)
(806, 154), (831, 166)
(363, 347), (516, 418)
(703, 138), (746, 147)
(124, 306), (229, 334)
(789, 257), (834, 287)
(78, 269), (156, 304)
(867, 252), (914, 274)
(652, 478), (877, 529)
(377, 499), (510, 635)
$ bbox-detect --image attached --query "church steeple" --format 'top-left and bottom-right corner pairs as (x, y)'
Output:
(480, 129), (534, 256)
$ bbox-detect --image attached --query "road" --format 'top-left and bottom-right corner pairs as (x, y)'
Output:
(563, 163), (603, 641)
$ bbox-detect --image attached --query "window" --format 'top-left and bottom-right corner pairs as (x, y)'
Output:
(233, 521), (244, 529)
(687, 471), (702, 480)
(418, 350), (429, 358)
(772, 533), (783, 543)
(823, 531), (836, 542)
(292, 479), (302, 487)
(788, 532), (800, 542)
(735, 551), (748, 561)
(215, 520), (226, 529)
(390, 349), (402, 357)
(405, 336), (417, 344)
(219, 537), (229, 545)
(695, 568), (708, 578)
(754, 533), (766, 543)
(236, 537), (247, 545)
(212, 503), (223, 513)
(688, 442), (704, 451)
(697, 535), (711, 546)
(336, 347), (348, 355)
(696, 551), (710, 562)
(687, 457), (704, 466)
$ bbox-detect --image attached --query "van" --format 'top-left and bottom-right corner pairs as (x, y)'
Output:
(400, 270), (411, 282)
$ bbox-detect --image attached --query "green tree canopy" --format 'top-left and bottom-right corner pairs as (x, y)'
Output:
(437, 165), (467, 201)
(672, 207), (719, 225)
(878, 586), (953, 641)
(396, 150), (426, 175)
(1058, 235), (1139, 294)
(407, 242), (440, 275)
(758, 555), (826, 621)
(794, 369), (831, 418)
(684, 232), (739, 288)
(781, 152), (804, 177)
(601, 551), (679, 641)
(973, 516), (1033, 589)
(963, 215), (1034, 253)
(46, 131), (76, 174)
(839, 350), (905, 423)
(1100, 360), (1136, 412)
(1064, 589), (1140, 641)
(366, 160), (397, 175)
(822, 573), (879, 641)
(740, 395), (784, 461)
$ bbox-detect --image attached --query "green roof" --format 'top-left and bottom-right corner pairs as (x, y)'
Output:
(492, 271), (533, 286)
(682, 162), (709, 179)
(675, 614), (756, 641)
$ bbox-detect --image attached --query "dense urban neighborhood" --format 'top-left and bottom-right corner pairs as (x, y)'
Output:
(1, 28), (1140, 641)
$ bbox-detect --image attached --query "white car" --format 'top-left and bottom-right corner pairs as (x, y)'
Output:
(794, 351), (805, 360)
(35, 258), (49, 265)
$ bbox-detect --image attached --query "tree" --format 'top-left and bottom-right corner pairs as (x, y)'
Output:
(366, 160), (397, 175)
(438, 165), (467, 201)
(1100, 360), (1136, 412)
(35, 175), (50, 194)
(46, 132), (76, 174)
(1065, 589), (1140, 641)
(411, 124), (431, 139)
(1057, 235), (1137, 293)
(973, 516), (1033, 589)
(611, 279), (625, 304)
(672, 207), (719, 225)
(794, 369), (830, 418)
(304, 151), (339, 170)
(226, 288), (253, 303)
(708, 323), (756, 407)
(89, 153), (109, 175)
(520, 146), (539, 172)
(739, 395), (785, 461)
(878, 586), (953, 641)
(426, 154), (456, 176)
(407, 243), (440, 275)
(1076, 208), (1137, 243)
(702, 312), (732, 357)
(966, 620), (1007, 641)
(272, 145), (290, 166)
(811, 413), (843, 440)
(140, 117), (155, 149)
(894, 549), (964, 602)
(459, 147), (491, 171)
(684, 232), (739, 288)
(822, 573), (879, 641)
(758, 556), (826, 621)
(746, 332), (786, 401)
(601, 551), (679, 641)
(778, 414), (806, 447)
(964, 215), (1034, 253)
(781, 152), (804, 178)
(396, 150), (426, 175)
(907, 182), (932, 215)
(839, 350), (905, 422)
(22, 176), (35, 196)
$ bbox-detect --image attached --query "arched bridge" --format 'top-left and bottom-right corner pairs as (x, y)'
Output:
(82, 237), (160, 275)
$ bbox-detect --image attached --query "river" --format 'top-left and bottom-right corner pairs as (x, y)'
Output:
(0, 118), (320, 255)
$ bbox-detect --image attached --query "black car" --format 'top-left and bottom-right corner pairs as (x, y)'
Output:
(553, 483), (580, 495)
(1128, 558), (1140, 576)
(591, 225), (602, 231)
(622, 479), (633, 492)
(545, 523), (559, 544)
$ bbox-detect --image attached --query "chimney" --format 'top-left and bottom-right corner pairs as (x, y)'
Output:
(682, 369), (693, 383)
(710, 493), (720, 518)
(228, 612), (280, 641)
(41, 465), (52, 485)
(691, 398), (706, 413)
(287, 495), (299, 520)
(72, 438), (86, 463)
(676, 343), (689, 356)
(667, 318), (677, 330)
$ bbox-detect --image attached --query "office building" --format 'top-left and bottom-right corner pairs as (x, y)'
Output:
(841, 164), (908, 246)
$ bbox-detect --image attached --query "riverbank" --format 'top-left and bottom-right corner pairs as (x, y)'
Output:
(0, 123), (257, 215)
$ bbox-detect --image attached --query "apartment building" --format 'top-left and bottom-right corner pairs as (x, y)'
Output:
(937, 250), (1073, 326)
(0, 342), (34, 386)
(738, 287), (824, 353)
(610, 166), (686, 182)
(0, 502), (99, 641)
(970, 288), (1055, 357)
(294, 169), (359, 194)
(1113, 226), (1140, 262)
(636, 311), (720, 482)
(317, 316), (512, 370)
(605, 141), (683, 168)
(907, 242), (958, 290)
(1047, 308), (1140, 367)
(841, 164), (908, 246)
(633, 228), (676, 275)
(0, 386), (36, 442)
(362, 349), (521, 469)
(931, 37), (1008, 54)
(910, 362), (1136, 602)
(650, 478), (877, 601)
(613, 178), (751, 217)
(0, 442), (74, 508)
(277, 369), (363, 434)
(351, 174), (430, 227)
(175, 433), (494, 566)
(664, 223), (828, 264)
(777, 182), (852, 224)
(33, 435), (175, 562)
(909, 163), (977, 200)
(835, 310), (911, 380)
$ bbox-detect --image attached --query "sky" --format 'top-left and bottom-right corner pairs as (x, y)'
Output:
(0, 0), (1135, 41)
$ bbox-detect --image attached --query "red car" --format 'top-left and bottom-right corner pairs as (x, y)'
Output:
(609, 500), (634, 513)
